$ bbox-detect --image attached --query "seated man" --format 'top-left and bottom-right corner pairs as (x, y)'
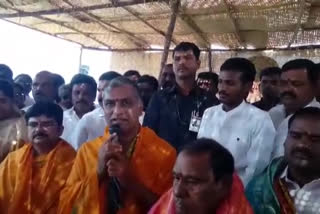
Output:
(246, 107), (320, 213)
(59, 77), (176, 214)
(0, 102), (76, 213)
(149, 139), (253, 214)
(0, 80), (28, 162)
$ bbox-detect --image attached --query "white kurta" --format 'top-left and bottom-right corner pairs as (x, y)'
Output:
(198, 101), (276, 186)
(271, 99), (320, 159)
(61, 107), (81, 144)
(70, 107), (106, 150)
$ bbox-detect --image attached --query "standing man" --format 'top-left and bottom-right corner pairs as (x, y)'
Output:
(269, 59), (320, 158)
(198, 58), (276, 186)
(14, 74), (34, 107)
(0, 102), (76, 213)
(58, 84), (73, 111)
(59, 77), (176, 214)
(159, 64), (175, 90)
(31, 71), (58, 103)
(61, 74), (97, 143)
(0, 64), (13, 82)
(70, 71), (121, 150)
(144, 42), (219, 150)
(246, 107), (320, 213)
(197, 71), (219, 97)
(253, 67), (281, 111)
(123, 70), (141, 83)
(0, 80), (28, 162)
(137, 75), (159, 111)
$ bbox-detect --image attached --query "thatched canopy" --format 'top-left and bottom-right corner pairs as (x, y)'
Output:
(1, 0), (320, 51)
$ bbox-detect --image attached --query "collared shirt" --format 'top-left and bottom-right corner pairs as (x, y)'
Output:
(70, 107), (106, 150)
(280, 167), (320, 213)
(271, 99), (320, 159)
(198, 101), (276, 186)
(143, 84), (219, 150)
(253, 97), (280, 111)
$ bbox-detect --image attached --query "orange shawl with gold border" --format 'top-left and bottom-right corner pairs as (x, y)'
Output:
(0, 140), (76, 214)
(58, 127), (177, 214)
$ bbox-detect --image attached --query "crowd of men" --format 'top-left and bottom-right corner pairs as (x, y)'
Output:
(0, 41), (320, 214)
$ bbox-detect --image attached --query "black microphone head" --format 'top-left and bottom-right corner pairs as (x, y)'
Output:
(109, 124), (121, 135)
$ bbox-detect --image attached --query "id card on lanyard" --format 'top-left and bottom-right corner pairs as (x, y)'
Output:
(189, 98), (202, 133)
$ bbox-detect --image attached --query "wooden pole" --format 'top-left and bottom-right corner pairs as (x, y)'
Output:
(208, 48), (213, 72)
(159, 0), (180, 77)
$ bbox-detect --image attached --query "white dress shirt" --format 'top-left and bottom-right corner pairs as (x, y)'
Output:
(70, 107), (106, 150)
(271, 99), (320, 159)
(198, 101), (276, 186)
(280, 167), (320, 213)
(61, 107), (82, 144)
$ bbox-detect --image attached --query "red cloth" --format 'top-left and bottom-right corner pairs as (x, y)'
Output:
(148, 174), (254, 214)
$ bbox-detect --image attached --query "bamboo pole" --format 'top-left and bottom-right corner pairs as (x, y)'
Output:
(159, 0), (180, 76)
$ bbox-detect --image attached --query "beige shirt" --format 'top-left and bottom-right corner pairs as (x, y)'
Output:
(281, 167), (320, 213)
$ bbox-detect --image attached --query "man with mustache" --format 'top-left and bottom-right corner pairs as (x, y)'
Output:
(246, 107), (320, 214)
(144, 42), (219, 150)
(61, 74), (97, 144)
(70, 71), (121, 150)
(0, 102), (76, 213)
(159, 64), (175, 90)
(136, 75), (159, 111)
(269, 59), (320, 158)
(32, 71), (58, 103)
(59, 77), (176, 214)
(149, 139), (253, 214)
(198, 58), (276, 186)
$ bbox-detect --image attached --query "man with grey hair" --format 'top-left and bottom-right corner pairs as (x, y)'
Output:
(59, 77), (176, 214)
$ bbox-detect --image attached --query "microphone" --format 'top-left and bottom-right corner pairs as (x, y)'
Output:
(108, 124), (123, 213)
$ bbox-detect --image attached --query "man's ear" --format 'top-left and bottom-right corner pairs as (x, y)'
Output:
(58, 125), (64, 137)
(197, 60), (201, 69)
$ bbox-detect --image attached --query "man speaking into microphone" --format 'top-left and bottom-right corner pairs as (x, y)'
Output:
(59, 77), (177, 214)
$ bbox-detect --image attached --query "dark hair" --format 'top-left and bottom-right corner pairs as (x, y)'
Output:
(53, 73), (65, 88)
(164, 64), (173, 70)
(25, 101), (63, 126)
(0, 80), (14, 99)
(288, 107), (320, 129)
(0, 64), (13, 81)
(198, 72), (219, 86)
(70, 74), (97, 97)
(220, 57), (256, 83)
(105, 76), (141, 100)
(137, 75), (159, 91)
(181, 138), (234, 181)
(123, 70), (141, 78)
(13, 82), (24, 93)
(14, 74), (32, 83)
(173, 42), (201, 60)
(99, 71), (122, 81)
(259, 67), (281, 80)
(282, 59), (316, 85)
(58, 84), (71, 94)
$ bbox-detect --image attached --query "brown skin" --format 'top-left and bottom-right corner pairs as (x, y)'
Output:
(173, 152), (231, 214)
(284, 116), (320, 187)
(32, 72), (56, 103)
(0, 91), (19, 121)
(173, 50), (200, 96)
(160, 66), (175, 89)
(27, 115), (63, 156)
(218, 71), (252, 112)
(97, 80), (110, 107)
(260, 75), (280, 101)
(127, 75), (140, 83)
(197, 78), (218, 95)
(98, 85), (157, 209)
(72, 83), (95, 119)
(280, 69), (315, 116)
(13, 85), (26, 109)
(58, 87), (72, 110)
(137, 82), (156, 110)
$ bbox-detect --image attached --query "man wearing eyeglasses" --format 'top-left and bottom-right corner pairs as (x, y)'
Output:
(0, 101), (76, 213)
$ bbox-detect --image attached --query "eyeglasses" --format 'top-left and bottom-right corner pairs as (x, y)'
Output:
(27, 121), (58, 129)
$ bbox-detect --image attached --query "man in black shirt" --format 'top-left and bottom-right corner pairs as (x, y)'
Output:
(253, 67), (281, 111)
(143, 42), (219, 150)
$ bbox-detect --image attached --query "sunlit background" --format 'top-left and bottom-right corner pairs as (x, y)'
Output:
(0, 20), (112, 83)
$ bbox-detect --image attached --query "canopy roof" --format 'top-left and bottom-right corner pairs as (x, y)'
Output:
(1, 0), (320, 51)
